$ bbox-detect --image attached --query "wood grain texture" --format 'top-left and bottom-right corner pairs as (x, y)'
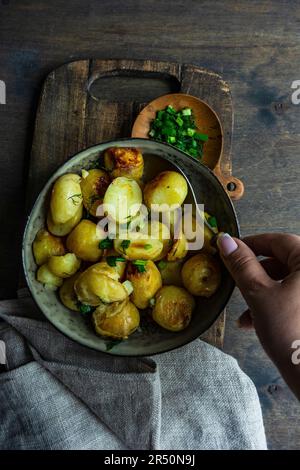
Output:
(1, 0), (300, 449)
(27, 58), (232, 349)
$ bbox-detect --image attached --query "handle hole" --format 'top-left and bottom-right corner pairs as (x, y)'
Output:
(88, 71), (180, 103)
(227, 181), (237, 192)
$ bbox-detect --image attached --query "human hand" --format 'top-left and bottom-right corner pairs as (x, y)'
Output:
(217, 232), (300, 399)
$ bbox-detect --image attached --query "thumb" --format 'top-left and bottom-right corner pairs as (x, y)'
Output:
(217, 233), (273, 301)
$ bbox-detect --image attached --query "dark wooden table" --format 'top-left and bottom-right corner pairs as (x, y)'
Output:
(0, 0), (299, 449)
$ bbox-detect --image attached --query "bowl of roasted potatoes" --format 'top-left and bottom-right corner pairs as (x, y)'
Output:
(23, 138), (239, 356)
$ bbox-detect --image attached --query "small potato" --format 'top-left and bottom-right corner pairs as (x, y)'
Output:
(126, 260), (162, 309)
(33, 228), (65, 265)
(93, 301), (140, 339)
(184, 215), (216, 254)
(158, 260), (183, 287)
(103, 177), (142, 223)
(114, 235), (163, 261)
(59, 273), (81, 311)
(66, 220), (103, 262)
(47, 205), (82, 236)
(80, 168), (110, 217)
(144, 171), (188, 211)
(50, 173), (82, 224)
(47, 253), (81, 278)
(74, 265), (128, 306)
(104, 147), (144, 181)
(36, 264), (63, 290)
(152, 285), (195, 332)
(181, 253), (221, 297)
(167, 232), (188, 261)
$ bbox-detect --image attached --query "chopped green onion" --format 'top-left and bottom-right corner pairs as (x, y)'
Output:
(120, 239), (131, 253)
(77, 302), (93, 314)
(149, 298), (156, 307)
(158, 260), (167, 270)
(99, 238), (113, 249)
(106, 256), (126, 267)
(132, 260), (147, 273)
(106, 339), (123, 351)
(208, 216), (218, 228)
(182, 108), (192, 116)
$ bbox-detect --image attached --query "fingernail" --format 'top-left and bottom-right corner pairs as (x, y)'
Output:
(217, 233), (238, 256)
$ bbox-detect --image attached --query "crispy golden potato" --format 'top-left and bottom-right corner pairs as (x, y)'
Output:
(47, 253), (81, 278)
(126, 260), (162, 309)
(181, 253), (221, 297)
(167, 232), (188, 261)
(47, 205), (82, 236)
(36, 264), (63, 290)
(104, 147), (144, 181)
(103, 176), (142, 223)
(50, 173), (82, 224)
(33, 228), (65, 265)
(93, 301), (140, 339)
(102, 249), (127, 279)
(94, 298), (128, 318)
(144, 171), (188, 211)
(157, 260), (183, 287)
(114, 235), (163, 261)
(152, 285), (195, 332)
(74, 264), (128, 306)
(66, 220), (103, 262)
(59, 273), (81, 311)
(80, 168), (110, 217)
(184, 215), (216, 254)
(87, 261), (120, 281)
(146, 221), (171, 261)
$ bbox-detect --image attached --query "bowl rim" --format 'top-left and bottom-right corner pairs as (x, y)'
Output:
(22, 137), (240, 357)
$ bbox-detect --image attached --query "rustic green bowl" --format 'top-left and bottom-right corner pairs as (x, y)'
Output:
(22, 138), (239, 356)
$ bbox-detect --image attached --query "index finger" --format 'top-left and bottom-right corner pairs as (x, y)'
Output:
(242, 233), (300, 272)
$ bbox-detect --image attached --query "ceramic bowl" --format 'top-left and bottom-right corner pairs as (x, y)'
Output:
(22, 138), (239, 356)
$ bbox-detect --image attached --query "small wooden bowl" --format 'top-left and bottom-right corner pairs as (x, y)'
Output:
(131, 93), (244, 200)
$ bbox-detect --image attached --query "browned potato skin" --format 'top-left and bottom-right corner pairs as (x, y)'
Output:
(66, 220), (103, 262)
(152, 285), (195, 332)
(104, 147), (144, 181)
(93, 301), (140, 339)
(59, 273), (81, 311)
(181, 253), (221, 297)
(144, 171), (188, 210)
(126, 260), (162, 309)
(33, 229), (65, 265)
(80, 169), (110, 217)
(158, 260), (184, 287)
(47, 206), (82, 237)
(167, 233), (188, 261)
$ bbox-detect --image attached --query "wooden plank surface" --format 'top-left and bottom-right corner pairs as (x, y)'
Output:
(28, 58), (233, 348)
(0, 0), (300, 449)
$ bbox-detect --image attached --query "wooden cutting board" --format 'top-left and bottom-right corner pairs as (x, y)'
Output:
(27, 59), (236, 349)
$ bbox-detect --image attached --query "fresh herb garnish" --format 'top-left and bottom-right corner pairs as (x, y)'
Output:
(106, 256), (126, 267)
(207, 216), (218, 228)
(158, 260), (167, 270)
(68, 193), (82, 205)
(148, 105), (208, 159)
(77, 302), (93, 314)
(106, 339), (123, 351)
(99, 238), (113, 250)
(120, 239), (131, 253)
(132, 260), (147, 273)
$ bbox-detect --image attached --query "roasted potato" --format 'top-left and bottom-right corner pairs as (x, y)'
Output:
(103, 176), (142, 223)
(66, 220), (103, 262)
(104, 147), (144, 181)
(114, 234), (163, 260)
(59, 273), (81, 311)
(167, 232), (188, 261)
(36, 264), (63, 290)
(74, 264), (128, 306)
(50, 173), (82, 224)
(47, 253), (81, 278)
(152, 285), (195, 332)
(181, 253), (221, 297)
(184, 215), (216, 254)
(33, 228), (65, 265)
(47, 205), (82, 236)
(80, 168), (110, 217)
(146, 221), (171, 261)
(144, 171), (188, 211)
(93, 300), (140, 339)
(126, 260), (162, 309)
(95, 298), (128, 318)
(158, 260), (183, 287)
